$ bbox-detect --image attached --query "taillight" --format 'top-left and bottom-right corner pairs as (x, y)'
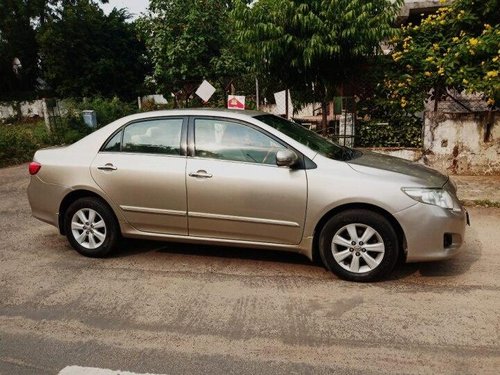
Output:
(29, 161), (41, 175)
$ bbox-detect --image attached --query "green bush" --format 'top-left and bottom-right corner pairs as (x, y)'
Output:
(0, 97), (140, 168)
(355, 87), (423, 148)
(0, 122), (51, 167)
(356, 121), (422, 148)
(68, 97), (137, 128)
(49, 114), (91, 145)
(0, 118), (92, 167)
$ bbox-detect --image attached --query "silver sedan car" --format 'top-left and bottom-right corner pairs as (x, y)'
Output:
(27, 109), (468, 282)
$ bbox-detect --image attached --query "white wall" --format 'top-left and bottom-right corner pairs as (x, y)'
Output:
(0, 100), (45, 122)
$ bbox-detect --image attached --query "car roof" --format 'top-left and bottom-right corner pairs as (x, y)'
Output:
(130, 108), (268, 120)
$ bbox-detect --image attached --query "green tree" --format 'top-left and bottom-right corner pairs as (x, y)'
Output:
(387, 0), (500, 111)
(37, 0), (148, 99)
(138, 0), (249, 106)
(0, 0), (42, 99)
(234, 0), (403, 131)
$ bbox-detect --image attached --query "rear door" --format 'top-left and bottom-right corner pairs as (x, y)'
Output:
(91, 117), (188, 235)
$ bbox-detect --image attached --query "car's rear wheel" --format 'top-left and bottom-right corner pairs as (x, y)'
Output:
(318, 209), (399, 282)
(64, 197), (119, 257)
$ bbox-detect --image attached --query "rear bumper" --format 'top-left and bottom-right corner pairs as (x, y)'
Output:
(394, 202), (467, 262)
(27, 175), (69, 229)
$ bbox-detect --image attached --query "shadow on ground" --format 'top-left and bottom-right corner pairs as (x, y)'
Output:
(115, 238), (316, 266)
(110, 231), (481, 282)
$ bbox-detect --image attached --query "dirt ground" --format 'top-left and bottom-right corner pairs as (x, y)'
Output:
(1, 164), (499, 375)
(452, 175), (500, 204)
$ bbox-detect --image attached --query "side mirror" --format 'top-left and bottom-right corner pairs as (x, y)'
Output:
(276, 149), (298, 167)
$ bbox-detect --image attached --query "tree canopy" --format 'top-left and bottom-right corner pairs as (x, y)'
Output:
(387, 0), (500, 110)
(1, 0), (498, 120)
(0, 0), (41, 99)
(0, 0), (147, 100)
(233, 0), (403, 128)
(37, 0), (147, 99)
(138, 0), (249, 104)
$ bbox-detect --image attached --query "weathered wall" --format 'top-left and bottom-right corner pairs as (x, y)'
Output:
(0, 100), (45, 122)
(398, 0), (452, 23)
(423, 112), (499, 175)
(366, 112), (499, 175)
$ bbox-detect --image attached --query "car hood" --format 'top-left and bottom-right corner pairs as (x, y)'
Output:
(347, 150), (448, 187)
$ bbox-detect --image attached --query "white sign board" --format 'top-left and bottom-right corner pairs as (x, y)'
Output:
(274, 90), (293, 117)
(227, 95), (245, 110)
(195, 80), (216, 102)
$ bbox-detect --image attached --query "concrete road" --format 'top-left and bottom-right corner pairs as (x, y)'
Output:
(1, 164), (499, 375)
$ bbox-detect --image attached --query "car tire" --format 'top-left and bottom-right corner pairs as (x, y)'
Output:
(318, 209), (399, 282)
(64, 197), (119, 257)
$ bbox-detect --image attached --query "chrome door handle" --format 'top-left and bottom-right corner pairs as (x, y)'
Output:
(97, 163), (117, 171)
(189, 170), (213, 178)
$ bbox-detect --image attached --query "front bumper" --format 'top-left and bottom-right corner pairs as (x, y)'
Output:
(394, 202), (467, 262)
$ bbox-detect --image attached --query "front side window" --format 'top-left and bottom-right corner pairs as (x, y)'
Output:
(194, 118), (285, 165)
(121, 118), (183, 155)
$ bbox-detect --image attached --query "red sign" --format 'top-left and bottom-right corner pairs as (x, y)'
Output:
(227, 95), (245, 110)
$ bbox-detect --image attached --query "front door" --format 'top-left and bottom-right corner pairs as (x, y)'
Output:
(91, 117), (188, 235)
(186, 117), (307, 244)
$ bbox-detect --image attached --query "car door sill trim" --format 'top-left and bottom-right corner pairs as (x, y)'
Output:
(121, 205), (186, 216)
(123, 229), (301, 249)
(189, 211), (300, 227)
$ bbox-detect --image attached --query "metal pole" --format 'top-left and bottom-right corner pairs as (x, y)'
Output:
(255, 77), (259, 110)
(343, 99), (347, 147)
(285, 89), (289, 119)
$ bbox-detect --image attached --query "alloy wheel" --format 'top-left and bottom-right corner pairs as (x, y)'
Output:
(71, 208), (107, 250)
(331, 223), (385, 273)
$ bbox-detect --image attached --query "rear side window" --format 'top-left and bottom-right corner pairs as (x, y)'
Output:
(103, 118), (183, 155)
(102, 131), (121, 151)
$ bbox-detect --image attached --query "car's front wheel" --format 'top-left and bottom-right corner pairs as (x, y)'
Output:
(318, 209), (399, 282)
(64, 197), (119, 257)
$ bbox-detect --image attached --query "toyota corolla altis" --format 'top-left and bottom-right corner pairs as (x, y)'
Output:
(27, 109), (468, 281)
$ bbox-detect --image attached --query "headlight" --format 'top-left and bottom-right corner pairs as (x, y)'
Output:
(402, 188), (461, 211)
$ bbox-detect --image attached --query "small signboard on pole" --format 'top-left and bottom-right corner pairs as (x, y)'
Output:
(195, 80), (216, 102)
(274, 90), (293, 118)
(227, 95), (245, 110)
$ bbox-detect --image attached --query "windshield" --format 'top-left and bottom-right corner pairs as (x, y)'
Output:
(254, 114), (355, 161)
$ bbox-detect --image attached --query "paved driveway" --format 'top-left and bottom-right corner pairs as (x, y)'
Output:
(1, 164), (499, 374)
